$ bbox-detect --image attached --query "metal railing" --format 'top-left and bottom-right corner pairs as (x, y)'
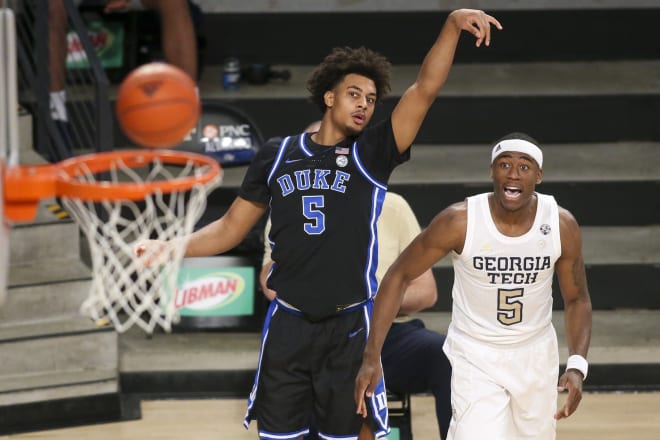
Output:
(14, 0), (113, 162)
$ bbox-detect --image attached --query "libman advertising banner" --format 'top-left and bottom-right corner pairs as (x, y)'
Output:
(168, 257), (255, 317)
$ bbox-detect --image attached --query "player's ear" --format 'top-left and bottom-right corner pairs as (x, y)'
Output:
(536, 168), (543, 184)
(324, 90), (334, 108)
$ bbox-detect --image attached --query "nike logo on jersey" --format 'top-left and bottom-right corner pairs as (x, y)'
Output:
(284, 158), (304, 164)
(348, 328), (364, 338)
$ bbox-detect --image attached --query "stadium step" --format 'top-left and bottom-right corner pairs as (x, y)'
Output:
(0, 370), (118, 406)
(2, 175), (121, 434)
(10, 217), (81, 266)
(0, 318), (117, 381)
(0, 318), (124, 435)
(197, 6), (660, 66)
(8, 256), (90, 289)
(107, 59), (660, 146)
(0, 279), (91, 326)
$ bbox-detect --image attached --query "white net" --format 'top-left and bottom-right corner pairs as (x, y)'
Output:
(61, 152), (222, 333)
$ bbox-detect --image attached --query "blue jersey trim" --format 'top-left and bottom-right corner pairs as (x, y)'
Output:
(267, 136), (292, 185)
(244, 301), (279, 428)
(259, 428), (310, 439)
(298, 132), (314, 156)
(365, 300), (391, 438)
(364, 187), (386, 300)
(352, 142), (388, 190)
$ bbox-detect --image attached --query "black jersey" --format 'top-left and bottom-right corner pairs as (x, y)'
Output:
(239, 118), (409, 320)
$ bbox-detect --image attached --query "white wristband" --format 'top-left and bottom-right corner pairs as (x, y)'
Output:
(566, 354), (588, 380)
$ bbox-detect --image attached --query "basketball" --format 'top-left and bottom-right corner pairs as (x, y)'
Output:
(116, 62), (199, 148)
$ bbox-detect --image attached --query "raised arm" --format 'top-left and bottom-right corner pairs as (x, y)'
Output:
(355, 202), (467, 415)
(554, 207), (592, 420)
(391, 9), (502, 152)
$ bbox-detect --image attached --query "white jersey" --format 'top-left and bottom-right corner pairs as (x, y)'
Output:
(450, 192), (561, 345)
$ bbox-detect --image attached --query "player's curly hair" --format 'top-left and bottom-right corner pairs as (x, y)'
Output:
(307, 47), (391, 113)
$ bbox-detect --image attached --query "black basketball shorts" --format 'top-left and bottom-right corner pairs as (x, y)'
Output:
(244, 299), (389, 439)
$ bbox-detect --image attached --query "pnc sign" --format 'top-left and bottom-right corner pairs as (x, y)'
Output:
(175, 101), (261, 166)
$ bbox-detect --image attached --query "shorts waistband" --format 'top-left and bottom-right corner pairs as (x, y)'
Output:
(274, 297), (370, 319)
(275, 298), (301, 312)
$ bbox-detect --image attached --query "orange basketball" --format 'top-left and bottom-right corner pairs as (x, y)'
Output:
(116, 62), (199, 148)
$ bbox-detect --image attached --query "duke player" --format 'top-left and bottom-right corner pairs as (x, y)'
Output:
(355, 133), (593, 439)
(138, 9), (501, 440)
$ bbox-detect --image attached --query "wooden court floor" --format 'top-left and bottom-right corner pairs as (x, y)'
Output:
(2, 392), (659, 439)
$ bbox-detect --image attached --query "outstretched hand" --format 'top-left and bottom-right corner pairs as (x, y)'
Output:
(134, 239), (177, 267)
(354, 357), (383, 418)
(555, 370), (584, 420)
(449, 9), (503, 47)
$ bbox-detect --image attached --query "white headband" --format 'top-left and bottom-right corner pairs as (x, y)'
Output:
(491, 139), (543, 168)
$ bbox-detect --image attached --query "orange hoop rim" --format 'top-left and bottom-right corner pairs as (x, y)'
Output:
(55, 149), (222, 201)
(4, 150), (222, 222)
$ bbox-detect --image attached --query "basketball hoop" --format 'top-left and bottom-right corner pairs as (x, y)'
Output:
(4, 150), (222, 333)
